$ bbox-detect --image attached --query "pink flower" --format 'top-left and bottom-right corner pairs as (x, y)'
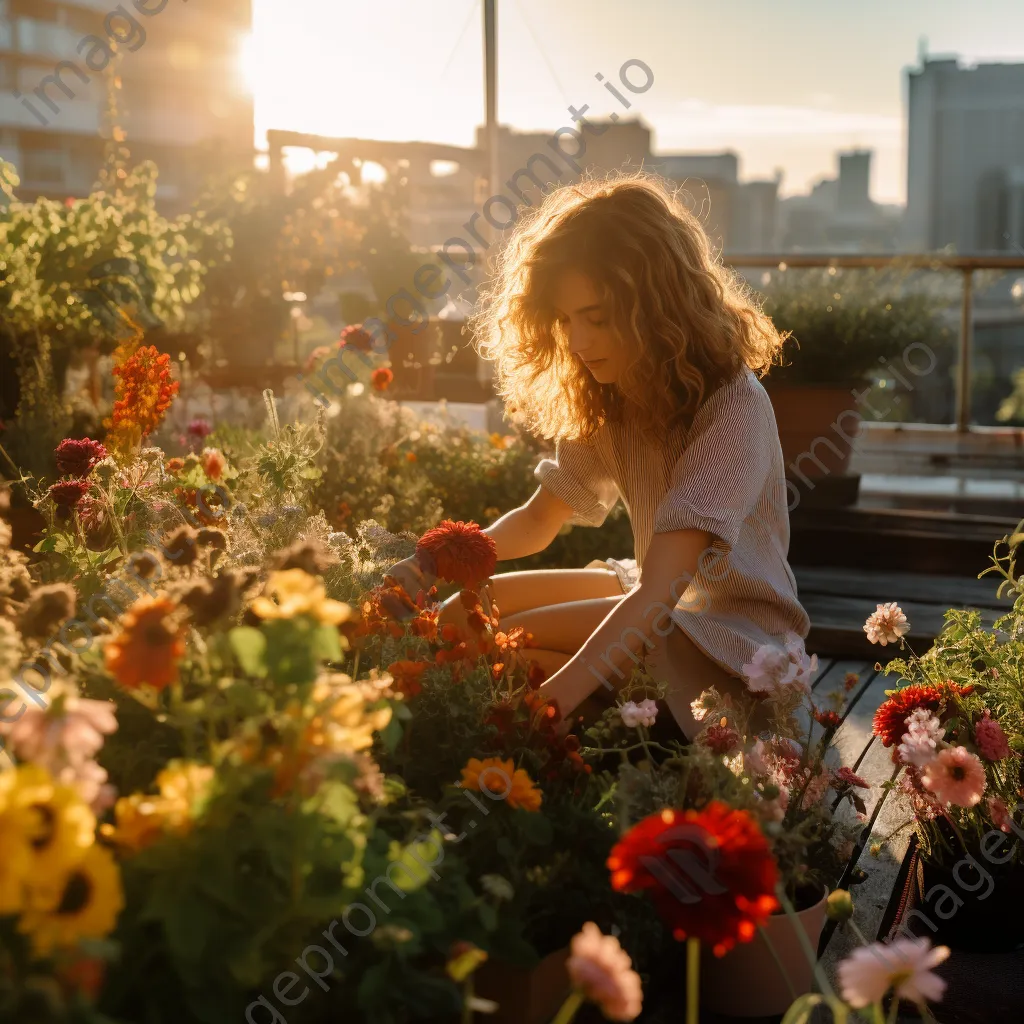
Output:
(838, 938), (949, 1009)
(920, 746), (987, 807)
(863, 602), (910, 646)
(897, 709), (945, 767)
(987, 796), (1013, 833)
(566, 921), (643, 1021)
(619, 699), (658, 729)
(55, 438), (108, 477)
(55, 758), (116, 813)
(742, 639), (815, 694)
(898, 772), (941, 821)
(832, 766), (870, 789)
(974, 712), (1010, 761)
(186, 417), (212, 440)
(0, 692), (117, 768)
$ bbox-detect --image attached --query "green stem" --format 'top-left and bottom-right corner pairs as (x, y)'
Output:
(549, 988), (584, 1024)
(686, 938), (700, 1024)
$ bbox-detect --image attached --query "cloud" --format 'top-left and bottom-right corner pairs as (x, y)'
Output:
(666, 100), (901, 139)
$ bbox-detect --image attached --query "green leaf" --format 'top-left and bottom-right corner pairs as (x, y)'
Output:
(228, 626), (267, 677)
(310, 622), (343, 662)
(378, 715), (404, 754)
(32, 535), (57, 553)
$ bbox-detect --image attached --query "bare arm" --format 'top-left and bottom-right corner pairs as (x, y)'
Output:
(538, 527), (714, 717)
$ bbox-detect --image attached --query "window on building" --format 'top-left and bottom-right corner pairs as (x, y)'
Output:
(22, 146), (65, 186)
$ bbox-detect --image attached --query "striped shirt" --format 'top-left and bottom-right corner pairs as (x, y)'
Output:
(534, 367), (811, 679)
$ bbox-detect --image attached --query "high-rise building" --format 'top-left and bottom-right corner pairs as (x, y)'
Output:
(838, 149), (872, 215)
(0, 0), (253, 209)
(904, 55), (1024, 252)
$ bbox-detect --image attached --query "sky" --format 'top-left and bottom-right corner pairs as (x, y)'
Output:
(243, 0), (1024, 205)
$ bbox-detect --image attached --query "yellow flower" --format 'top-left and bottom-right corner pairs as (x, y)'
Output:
(251, 569), (352, 625)
(460, 757), (543, 812)
(0, 766), (96, 913)
(446, 941), (488, 982)
(18, 842), (124, 956)
(308, 679), (392, 754)
(156, 761), (215, 815)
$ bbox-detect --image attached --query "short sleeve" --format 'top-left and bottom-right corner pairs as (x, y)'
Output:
(652, 371), (777, 550)
(535, 434), (620, 527)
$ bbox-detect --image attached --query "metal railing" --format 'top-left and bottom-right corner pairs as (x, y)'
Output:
(721, 253), (1024, 433)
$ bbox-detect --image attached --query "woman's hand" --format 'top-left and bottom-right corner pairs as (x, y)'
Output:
(385, 555), (435, 598)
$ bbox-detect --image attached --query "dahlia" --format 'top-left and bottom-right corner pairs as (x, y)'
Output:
(107, 345), (179, 444)
(920, 746), (986, 807)
(607, 803), (779, 957)
(872, 682), (973, 747)
(49, 479), (91, 515)
(55, 438), (108, 477)
(863, 602), (910, 646)
(838, 937), (949, 1010)
(416, 519), (497, 588)
(974, 712), (1010, 761)
(104, 597), (187, 691)
(566, 922), (643, 1021)
(371, 367), (393, 392)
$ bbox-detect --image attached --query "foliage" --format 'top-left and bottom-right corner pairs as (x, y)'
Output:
(760, 266), (956, 386)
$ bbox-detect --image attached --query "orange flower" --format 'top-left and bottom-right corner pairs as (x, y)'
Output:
(104, 597), (186, 691)
(371, 367), (394, 392)
(416, 520), (496, 588)
(201, 447), (226, 481)
(387, 660), (428, 698)
(166, 457), (185, 474)
(460, 756), (542, 812)
(105, 345), (179, 448)
(405, 451), (417, 463)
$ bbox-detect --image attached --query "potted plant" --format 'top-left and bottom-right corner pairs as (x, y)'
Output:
(585, 642), (866, 1018)
(867, 521), (1024, 954)
(759, 266), (954, 504)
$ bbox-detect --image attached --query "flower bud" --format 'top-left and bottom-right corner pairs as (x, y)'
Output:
(826, 889), (854, 922)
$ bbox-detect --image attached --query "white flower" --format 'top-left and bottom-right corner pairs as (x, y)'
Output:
(784, 632), (818, 690)
(838, 938), (950, 1009)
(897, 710), (945, 767)
(689, 689), (715, 722)
(742, 644), (797, 693)
(619, 699), (658, 729)
(863, 602), (910, 646)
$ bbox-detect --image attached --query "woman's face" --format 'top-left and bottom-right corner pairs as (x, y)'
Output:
(550, 268), (628, 385)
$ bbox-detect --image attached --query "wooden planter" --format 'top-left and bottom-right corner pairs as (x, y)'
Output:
(472, 947), (570, 1024)
(700, 888), (828, 1018)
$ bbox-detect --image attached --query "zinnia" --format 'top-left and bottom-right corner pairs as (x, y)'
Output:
(607, 803), (779, 957)
(416, 519), (497, 588)
(838, 937), (949, 1010)
(920, 746), (986, 807)
(863, 602), (910, 645)
(104, 597), (187, 691)
(55, 438), (108, 477)
(566, 922), (643, 1021)
(460, 756), (542, 812)
(339, 323), (375, 351)
(49, 479), (91, 515)
(371, 367), (394, 392)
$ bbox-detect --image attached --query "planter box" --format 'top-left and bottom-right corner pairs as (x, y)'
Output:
(765, 383), (860, 480)
(472, 948), (570, 1024)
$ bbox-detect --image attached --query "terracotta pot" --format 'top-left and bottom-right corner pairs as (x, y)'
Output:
(472, 947), (570, 1024)
(765, 383), (861, 479)
(699, 888), (828, 1018)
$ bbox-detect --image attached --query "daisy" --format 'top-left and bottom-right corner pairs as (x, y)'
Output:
(920, 746), (986, 807)
(838, 937), (949, 1010)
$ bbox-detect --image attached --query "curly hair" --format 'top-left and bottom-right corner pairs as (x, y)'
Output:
(471, 172), (788, 443)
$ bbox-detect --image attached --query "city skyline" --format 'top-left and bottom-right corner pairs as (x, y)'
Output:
(244, 0), (1024, 205)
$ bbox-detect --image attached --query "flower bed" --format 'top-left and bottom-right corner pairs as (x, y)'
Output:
(0, 332), (1013, 1023)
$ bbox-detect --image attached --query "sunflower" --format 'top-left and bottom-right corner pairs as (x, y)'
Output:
(0, 768), (48, 914)
(19, 842), (124, 956)
(251, 569), (351, 625)
(105, 596), (187, 692)
(415, 520), (497, 588)
(460, 756), (543, 812)
(872, 681), (975, 747)
(607, 803), (779, 957)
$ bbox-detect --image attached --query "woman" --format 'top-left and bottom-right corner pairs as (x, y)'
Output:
(388, 174), (810, 738)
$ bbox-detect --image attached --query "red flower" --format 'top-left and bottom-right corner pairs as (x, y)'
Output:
(527, 660), (548, 689)
(700, 724), (741, 756)
(416, 520), (497, 588)
(371, 367), (393, 392)
(607, 803), (779, 957)
(339, 324), (375, 352)
(872, 682), (974, 747)
(48, 478), (91, 515)
(55, 438), (108, 477)
(814, 708), (842, 730)
(387, 659), (428, 698)
(832, 766), (870, 789)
